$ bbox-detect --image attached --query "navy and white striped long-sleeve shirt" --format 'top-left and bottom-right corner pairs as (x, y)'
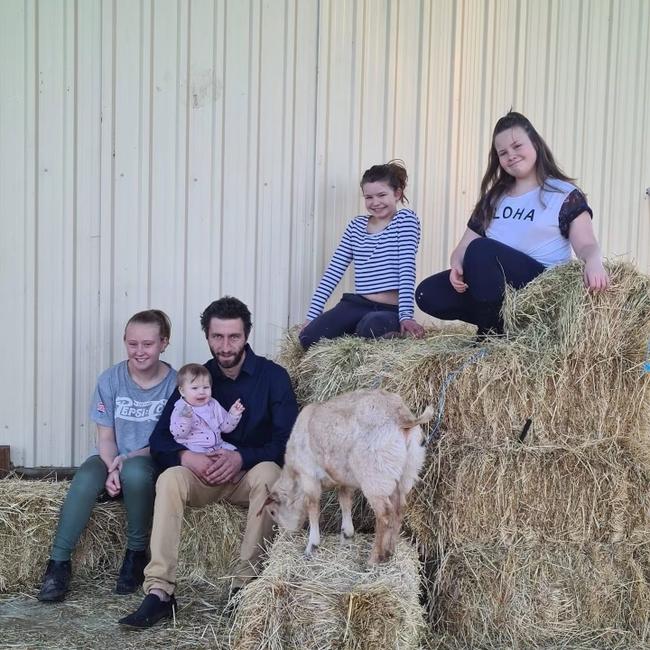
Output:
(306, 208), (421, 322)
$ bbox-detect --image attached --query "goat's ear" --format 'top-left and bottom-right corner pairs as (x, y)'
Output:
(256, 493), (277, 517)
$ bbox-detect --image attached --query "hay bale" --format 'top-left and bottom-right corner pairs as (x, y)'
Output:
(0, 477), (246, 592)
(430, 540), (650, 648)
(277, 327), (650, 449)
(320, 488), (375, 535)
(503, 260), (650, 356)
(275, 263), (650, 449)
(276, 326), (306, 402)
(406, 437), (650, 552)
(229, 531), (425, 650)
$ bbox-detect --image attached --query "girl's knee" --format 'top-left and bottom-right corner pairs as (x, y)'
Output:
(355, 312), (398, 338)
(415, 280), (428, 311)
(463, 238), (500, 282)
(298, 330), (316, 350)
(299, 317), (323, 349)
(464, 237), (500, 269)
(70, 459), (106, 494)
(120, 457), (156, 490)
(415, 272), (453, 317)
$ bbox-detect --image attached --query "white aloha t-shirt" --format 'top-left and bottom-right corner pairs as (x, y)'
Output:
(474, 179), (592, 268)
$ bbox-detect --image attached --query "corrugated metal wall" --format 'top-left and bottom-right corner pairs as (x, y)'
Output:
(1, 0), (649, 467)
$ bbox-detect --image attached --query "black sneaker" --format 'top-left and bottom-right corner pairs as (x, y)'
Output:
(115, 549), (149, 594)
(118, 593), (177, 628)
(37, 559), (72, 602)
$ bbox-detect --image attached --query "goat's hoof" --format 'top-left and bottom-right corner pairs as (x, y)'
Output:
(368, 550), (389, 565)
(340, 531), (354, 544)
(304, 545), (318, 558)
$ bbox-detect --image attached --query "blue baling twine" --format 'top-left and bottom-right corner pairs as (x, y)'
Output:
(425, 347), (488, 444)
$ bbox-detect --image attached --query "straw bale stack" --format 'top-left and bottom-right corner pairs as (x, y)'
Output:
(280, 332), (650, 449)
(275, 261), (650, 647)
(406, 438), (650, 551)
(229, 531), (425, 650)
(0, 477), (246, 592)
(430, 540), (650, 648)
(277, 262), (650, 451)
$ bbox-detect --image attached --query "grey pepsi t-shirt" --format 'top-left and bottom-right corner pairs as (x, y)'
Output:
(88, 360), (177, 457)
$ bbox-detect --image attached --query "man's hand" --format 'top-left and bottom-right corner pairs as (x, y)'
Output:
(180, 450), (215, 482)
(204, 449), (243, 485)
(180, 449), (244, 485)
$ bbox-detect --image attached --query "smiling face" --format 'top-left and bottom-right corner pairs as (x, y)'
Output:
(494, 126), (538, 183)
(123, 322), (168, 374)
(362, 180), (402, 221)
(179, 375), (212, 407)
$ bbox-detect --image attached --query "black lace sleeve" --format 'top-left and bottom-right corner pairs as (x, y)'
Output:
(467, 213), (485, 236)
(559, 189), (592, 238)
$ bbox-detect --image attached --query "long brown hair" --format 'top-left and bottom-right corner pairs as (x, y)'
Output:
(470, 112), (574, 231)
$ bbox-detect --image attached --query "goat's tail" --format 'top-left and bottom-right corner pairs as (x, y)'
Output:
(400, 407), (430, 493)
(401, 404), (435, 429)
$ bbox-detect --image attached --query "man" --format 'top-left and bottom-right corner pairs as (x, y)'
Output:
(119, 296), (298, 628)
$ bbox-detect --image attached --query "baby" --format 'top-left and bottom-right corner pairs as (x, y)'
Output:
(170, 363), (245, 462)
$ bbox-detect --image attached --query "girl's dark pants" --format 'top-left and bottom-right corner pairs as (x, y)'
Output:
(50, 454), (157, 561)
(299, 293), (400, 349)
(415, 237), (546, 335)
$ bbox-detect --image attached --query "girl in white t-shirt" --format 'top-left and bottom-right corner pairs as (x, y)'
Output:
(416, 111), (609, 335)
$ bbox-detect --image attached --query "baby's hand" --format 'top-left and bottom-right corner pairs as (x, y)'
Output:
(230, 399), (245, 417)
(180, 404), (193, 418)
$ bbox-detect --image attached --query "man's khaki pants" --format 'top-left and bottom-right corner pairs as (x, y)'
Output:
(143, 461), (280, 595)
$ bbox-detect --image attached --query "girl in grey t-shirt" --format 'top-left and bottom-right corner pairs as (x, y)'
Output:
(38, 310), (177, 602)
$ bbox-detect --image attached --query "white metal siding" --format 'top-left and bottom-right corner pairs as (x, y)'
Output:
(1, 0), (649, 466)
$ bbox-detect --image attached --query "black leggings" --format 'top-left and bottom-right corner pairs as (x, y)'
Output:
(299, 293), (400, 349)
(415, 237), (546, 335)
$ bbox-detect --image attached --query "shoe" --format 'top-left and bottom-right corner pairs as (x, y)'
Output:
(118, 593), (177, 628)
(37, 559), (72, 602)
(115, 549), (149, 594)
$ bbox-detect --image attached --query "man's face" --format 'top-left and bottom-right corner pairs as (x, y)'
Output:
(207, 317), (247, 369)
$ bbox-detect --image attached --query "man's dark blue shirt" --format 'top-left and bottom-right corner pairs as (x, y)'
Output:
(150, 344), (298, 471)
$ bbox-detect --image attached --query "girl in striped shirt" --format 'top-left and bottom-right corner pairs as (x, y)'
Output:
(300, 161), (425, 349)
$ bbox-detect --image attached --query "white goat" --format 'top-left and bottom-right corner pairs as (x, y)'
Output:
(260, 389), (433, 564)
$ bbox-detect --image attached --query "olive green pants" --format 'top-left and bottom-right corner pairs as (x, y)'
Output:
(50, 454), (157, 561)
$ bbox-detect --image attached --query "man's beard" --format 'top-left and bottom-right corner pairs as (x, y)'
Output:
(214, 346), (245, 369)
